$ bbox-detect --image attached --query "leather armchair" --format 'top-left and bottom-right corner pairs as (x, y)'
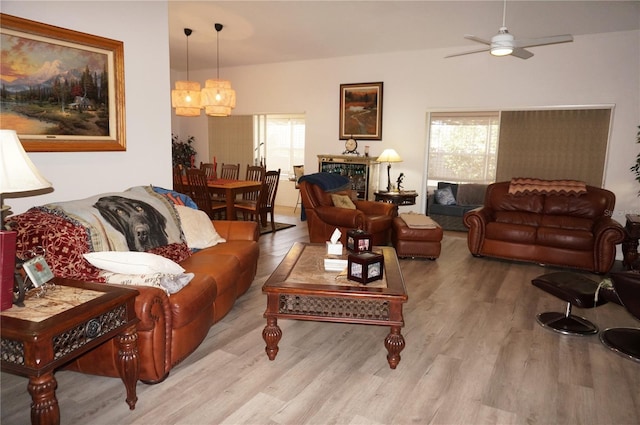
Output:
(300, 179), (397, 246)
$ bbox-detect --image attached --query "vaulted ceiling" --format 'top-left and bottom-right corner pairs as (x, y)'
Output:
(168, 1), (639, 72)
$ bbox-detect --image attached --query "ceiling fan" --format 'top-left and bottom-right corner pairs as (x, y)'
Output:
(446, 0), (573, 60)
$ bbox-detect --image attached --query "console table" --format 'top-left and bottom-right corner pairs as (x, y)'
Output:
(1, 278), (139, 425)
(623, 214), (640, 270)
(374, 191), (418, 206)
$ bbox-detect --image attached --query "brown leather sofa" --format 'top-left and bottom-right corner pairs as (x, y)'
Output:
(463, 180), (625, 273)
(299, 177), (397, 246)
(8, 194), (259, 384)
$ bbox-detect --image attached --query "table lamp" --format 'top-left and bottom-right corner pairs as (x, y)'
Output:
(0, 129), (52, 310)
(376, 148), (402, 192)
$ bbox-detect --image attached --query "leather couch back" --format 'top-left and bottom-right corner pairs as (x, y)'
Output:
(485, 181), (615, 221)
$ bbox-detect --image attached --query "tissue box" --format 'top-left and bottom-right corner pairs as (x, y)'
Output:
(326, 241), (343, 256)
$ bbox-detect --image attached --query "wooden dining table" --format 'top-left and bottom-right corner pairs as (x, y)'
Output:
(183, 176), (262, 220)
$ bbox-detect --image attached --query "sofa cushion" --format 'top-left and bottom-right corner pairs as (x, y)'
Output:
(494, 211), (543, 227)
(429, 203), (477, 217)
(456, 184), (487, 206)
(541, 215), (593, 232)
(537, 227), (594, 251)
(486, 222), (537, 244)
(434, 186), (457, 205)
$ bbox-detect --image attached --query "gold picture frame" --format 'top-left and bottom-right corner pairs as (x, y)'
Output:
(0, 13), (126, 152)
(339, 82), (383, 140)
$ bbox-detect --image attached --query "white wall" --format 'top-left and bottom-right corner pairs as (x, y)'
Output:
(173, 30), (640, 225)
(3, 1), (172, 215)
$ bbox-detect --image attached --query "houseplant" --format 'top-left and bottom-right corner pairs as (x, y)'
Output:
(172, 133), (197, 169)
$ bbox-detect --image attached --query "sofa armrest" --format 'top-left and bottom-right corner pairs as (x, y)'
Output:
(67, 284), (173, 383)
(463, 207), (493, 254)
(314, 205), (366, 229)
(212, 220), (259, 242)
(354, 200), (398, 217)
(592, 217), (626, 273)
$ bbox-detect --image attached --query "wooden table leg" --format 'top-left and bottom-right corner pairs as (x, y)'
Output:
(384, 326), (405, 369)
(116, 324), (139, 410)
(262, 316), (282, 360)
(28, 372), (59, 425)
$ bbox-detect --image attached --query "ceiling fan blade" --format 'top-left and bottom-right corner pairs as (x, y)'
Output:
(464, 34), (491, 46)
(515, 34), (573, 49)
(445, 47), (491, 59)
(511, 48), (534, 59)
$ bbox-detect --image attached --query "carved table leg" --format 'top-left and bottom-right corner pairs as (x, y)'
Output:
(384, 326), (405, 369)
(262, 316), (282, 360)
(116, 324), (139, 410)
(28, 372), (59, 425)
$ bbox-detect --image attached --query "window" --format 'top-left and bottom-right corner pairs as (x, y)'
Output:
(427, 111), (499, 186)
(254, 114), (305, 180)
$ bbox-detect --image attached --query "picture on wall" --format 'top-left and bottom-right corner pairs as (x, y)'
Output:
(0, 13), (126, 152)
(339, 82), (383, 140)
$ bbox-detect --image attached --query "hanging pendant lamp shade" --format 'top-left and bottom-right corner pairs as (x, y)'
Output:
(201, 23), (236, 117)
(171, 28), (201, 117)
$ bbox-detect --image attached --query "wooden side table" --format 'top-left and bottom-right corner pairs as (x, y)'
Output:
(1, 278), (139, 425)
(374, 191), (418, 206)
(623, 214), (640, 270)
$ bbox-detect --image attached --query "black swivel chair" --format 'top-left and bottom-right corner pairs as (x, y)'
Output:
(600, 271), (640, 362)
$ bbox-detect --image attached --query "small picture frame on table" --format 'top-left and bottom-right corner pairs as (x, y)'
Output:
(347, 252), (384, 284)
(346, 229), (372, 253)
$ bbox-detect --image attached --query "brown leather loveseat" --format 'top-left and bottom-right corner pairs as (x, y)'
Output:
(7, 186), (260, 383)
(463, 179), (625, 273)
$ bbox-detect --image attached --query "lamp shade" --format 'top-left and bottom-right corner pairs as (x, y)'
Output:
(376, 149), (402, 163)
(171, 80), (202, 117)
(0, 130), (52, 193)
(201, 79), (236, 117)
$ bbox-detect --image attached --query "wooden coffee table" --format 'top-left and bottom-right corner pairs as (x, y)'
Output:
(262, 242), (408, 369)
(1, 278), (139, 425)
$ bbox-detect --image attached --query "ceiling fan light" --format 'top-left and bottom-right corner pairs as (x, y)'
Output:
(491, 46), (513, 56)
(491, 31), (514, 56)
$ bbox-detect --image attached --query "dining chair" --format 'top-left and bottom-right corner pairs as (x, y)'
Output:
(185, 168), (226, 219)
(293, 164), (304, 213)
(235, 169), (280, 231)
(219, 163), (240, 180)
(238, 165), (266, 211)
(173, 165), (187, 194)
(200, 162), (217, 180)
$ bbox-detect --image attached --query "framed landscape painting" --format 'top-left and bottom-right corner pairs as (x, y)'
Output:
(0, 14), (126, 152)
(339, 82), (383, 140)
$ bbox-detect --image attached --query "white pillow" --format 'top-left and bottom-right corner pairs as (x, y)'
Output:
(175, 205), (226, 249)
(83, 251), (185, 275)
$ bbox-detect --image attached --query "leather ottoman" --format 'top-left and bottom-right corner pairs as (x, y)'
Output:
(391, 215), (443, 259)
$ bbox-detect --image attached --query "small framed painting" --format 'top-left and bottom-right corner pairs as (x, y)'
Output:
(339, 82), (383, 140)
(0, 13), (126, 152)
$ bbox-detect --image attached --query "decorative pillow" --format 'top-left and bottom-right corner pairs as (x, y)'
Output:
(175, 205), (226, 249)
(99, 271), (194, 295)
(83, 251), (185, 275)
(331, 193), (357, 209)
(434, 186), (457, 205)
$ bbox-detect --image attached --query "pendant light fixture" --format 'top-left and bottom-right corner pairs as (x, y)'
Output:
(171, 28), (201, 117)
(201, 23), (236, 117)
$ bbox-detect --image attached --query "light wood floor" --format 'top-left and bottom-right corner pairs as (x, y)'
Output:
(2, 206), (639, 425)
